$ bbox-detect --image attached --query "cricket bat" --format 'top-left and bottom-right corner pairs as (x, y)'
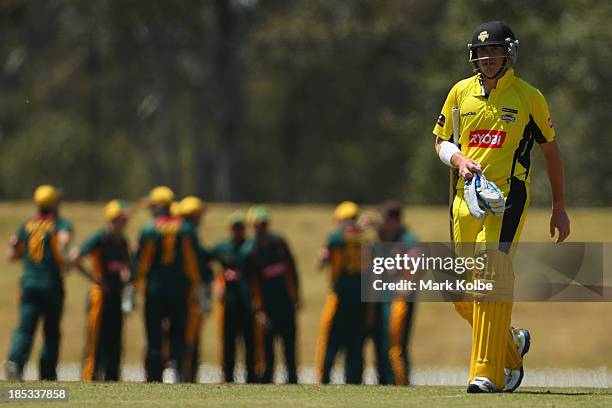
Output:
(449, 107), (460, 241)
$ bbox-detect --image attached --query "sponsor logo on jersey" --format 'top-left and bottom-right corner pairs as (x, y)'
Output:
(478, 31), (489, 42)
(468, 130), (506, 148)
(547, 117), (554, 128)
(436, 114), (445, 127)
(261, 262), (287, 279)
(501, 114), (516, 122)
(502, 107), (518, 114)
(461, 111), (476, 117)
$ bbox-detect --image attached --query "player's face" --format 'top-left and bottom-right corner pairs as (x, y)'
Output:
(382, 215), (400, 231)
(191, 213), (203, 226)
(254, 221), (268, 235)
(476, 45), (506, 77)
(110, 216), (128, 233)
(231, 223), (245, 240)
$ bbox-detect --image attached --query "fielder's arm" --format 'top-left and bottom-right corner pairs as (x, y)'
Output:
(68, 247), (101, 284)
(7, 234), (24, 261)
(539, 140), (570, 242)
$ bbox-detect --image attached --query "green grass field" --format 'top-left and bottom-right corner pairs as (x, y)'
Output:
(1, 382), (611, 407)
(1, 202), (611, 375)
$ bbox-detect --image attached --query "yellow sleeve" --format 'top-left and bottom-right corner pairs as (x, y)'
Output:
(134, 240), (155, 292)
(432, 83), (459, 141)
(182, 236), (202, 287)
(531, 89), (556, 143)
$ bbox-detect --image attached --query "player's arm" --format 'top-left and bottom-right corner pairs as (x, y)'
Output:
(69, 233), (102, 284)
(432, 84), (481, 180)
(182, 236), (202, 287)
(131, 230), (155, 292)
(434, 137), (482, 180)
(532, 90), (570, 243)
(539, 140), (570, 243)
(242, 247), (269, 327)
(281, 238), (301, 309)
(56, 220), (74, 265)
(8, 225), (26, 261)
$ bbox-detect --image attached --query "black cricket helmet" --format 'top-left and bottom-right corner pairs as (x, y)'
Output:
(468, 21), (519, 79)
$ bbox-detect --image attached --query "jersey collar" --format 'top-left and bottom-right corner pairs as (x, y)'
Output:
(474, 68), (516, 96)
(495, 67), (516, 91)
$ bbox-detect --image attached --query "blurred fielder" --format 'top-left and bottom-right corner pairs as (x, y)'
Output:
(5, 185), (73, 381)
(315, 201), (367, 384)
(377, 201), (419, 386)
(71, 200), (131, 382)
(209, 212), (257, 383)
(132, 186), (206, 382)
(242, 206), (300, 383)
(433, 21), (570, 392)
(177, 196), (212, 383)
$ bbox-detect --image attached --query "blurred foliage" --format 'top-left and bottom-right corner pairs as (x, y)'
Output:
(0, 0), (609, 205)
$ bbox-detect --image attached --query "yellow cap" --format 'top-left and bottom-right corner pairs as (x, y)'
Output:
(179, 196), (205, 217)
(170, 201), (180, 216)
(33, 185), (59, 207)
(247, 205), (269, 225)
(104, 200), (129, 221)
(333, 201), (359, 221)
(148, 186), (175, 206)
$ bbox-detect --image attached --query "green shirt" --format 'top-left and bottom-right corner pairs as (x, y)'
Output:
(210, 238), (252, 308)
(132, 216), (202, 298)
(80, 228), (130, 294)
(15, 213), (72, 290)
(241, 232), (299, 311)
(326, 221), (367, 304)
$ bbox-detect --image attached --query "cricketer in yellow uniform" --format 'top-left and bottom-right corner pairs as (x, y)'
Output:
(433, 21), (570, 392)
(73, 200), (131, 382)
(315, 201), (367, 384)
(5, 185), (72, 381)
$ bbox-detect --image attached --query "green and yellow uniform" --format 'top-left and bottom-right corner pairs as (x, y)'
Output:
(132, 214), (202, 382)
(7, 212), (72, 380)
(433, 68), (555, 387)
(315, 221), (367, 384)
(210, 238), (256, 383)
(242, 232), (299, 384)
(182, 219), (213, 383)
(80, 229), (130, 382)
(384, 228), (418, 386)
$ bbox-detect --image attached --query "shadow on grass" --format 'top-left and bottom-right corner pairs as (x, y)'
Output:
(516, 390), (610, 396)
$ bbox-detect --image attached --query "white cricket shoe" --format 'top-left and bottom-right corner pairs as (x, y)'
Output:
(504, 328), (531, 392)
(5, 361), (22, 382)
(467, 376), (499, 393)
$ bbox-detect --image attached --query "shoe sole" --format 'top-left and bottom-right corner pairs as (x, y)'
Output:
(467, 384), (496, 393)
(505, 329), (531, 393)
(520, 329), (531, 357)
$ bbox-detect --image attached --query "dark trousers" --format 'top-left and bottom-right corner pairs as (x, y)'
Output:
(145, 294), (187, 382)
(8, 286), (64, 380)
(82, 286), (123, 381)
(366, 302), (393, 385)
(319, 299), (366, 384)
(257, 307), (297, 384)
(221, 300), (257, 383)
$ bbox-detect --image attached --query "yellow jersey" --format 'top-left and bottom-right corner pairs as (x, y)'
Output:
(433, 68), (555, 189)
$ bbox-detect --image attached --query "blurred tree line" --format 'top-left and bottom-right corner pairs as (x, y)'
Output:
(0, 0), (610, 205)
